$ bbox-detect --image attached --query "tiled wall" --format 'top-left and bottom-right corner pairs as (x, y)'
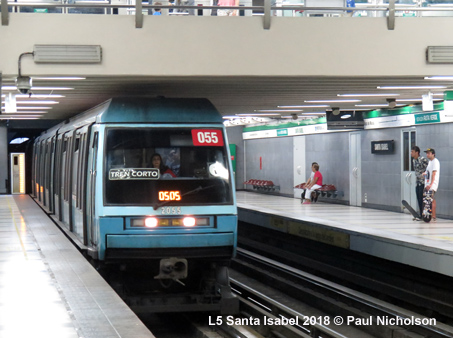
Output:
(416, 123), (453, 218)
(243, 137), (294, 196)
(361, 128), (402, 211)
(305, 132), (350, 202)
(230, 123), (453, 218)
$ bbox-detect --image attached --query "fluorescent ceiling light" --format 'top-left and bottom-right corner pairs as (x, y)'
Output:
(237, 113), (280, 116)
(1, 86), (73, 91)
(424, 76), (453, 80)
(16, 101), (59, 104)
(396, 98), (442, 102)
(32, 87), (74, 90)
(16, 94), (65, 98)
(355, 104), (404, 107)
(337, 93), (400, 97)
(0, 117), (41, 119)
(254, 109), (303, 112)
(31, 77), (86, 80)
(277, 105), (329, 108)
(304, 99), (361, 103)
(377, 85), (447, 89)
(2, 107), (52, 110)
(341, 114), (352, 119)
(0, 111), (47, 116)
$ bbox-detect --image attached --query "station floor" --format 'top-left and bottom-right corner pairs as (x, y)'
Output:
(236, 191), (453, 278)
(0, 195), (154, 338)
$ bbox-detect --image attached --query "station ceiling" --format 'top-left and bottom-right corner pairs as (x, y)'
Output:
(1, 75), (451, 129)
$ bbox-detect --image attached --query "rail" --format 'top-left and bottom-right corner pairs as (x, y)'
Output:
(3, 0), (453, 29)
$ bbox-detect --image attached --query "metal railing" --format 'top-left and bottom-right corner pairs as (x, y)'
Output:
(3, 0), (453, 29)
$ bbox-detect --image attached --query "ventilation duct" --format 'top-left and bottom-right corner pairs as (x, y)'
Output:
(33, 45), (102, 63)
(426, 46), (453, 64)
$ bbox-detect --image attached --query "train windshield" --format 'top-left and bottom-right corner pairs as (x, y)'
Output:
(104, 128), (233, 206)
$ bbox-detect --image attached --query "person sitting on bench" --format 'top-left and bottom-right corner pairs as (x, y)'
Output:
(303, 163), (323, 205)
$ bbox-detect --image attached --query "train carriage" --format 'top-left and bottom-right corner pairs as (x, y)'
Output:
(32, 98), (238, 313)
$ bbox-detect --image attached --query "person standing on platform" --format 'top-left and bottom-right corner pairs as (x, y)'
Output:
(411, 146), (428, 220)
(217, 0), (239, 16)
(303, 163), (322, 205)
(424, 148), (440, 222)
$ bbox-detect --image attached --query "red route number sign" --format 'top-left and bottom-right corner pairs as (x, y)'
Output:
(191, 129), (224, 146)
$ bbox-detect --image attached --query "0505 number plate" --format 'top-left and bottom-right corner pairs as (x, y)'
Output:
(161, 207), (181, 215)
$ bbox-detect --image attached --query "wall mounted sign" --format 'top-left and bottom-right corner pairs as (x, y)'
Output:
(371, 140), (395, 154)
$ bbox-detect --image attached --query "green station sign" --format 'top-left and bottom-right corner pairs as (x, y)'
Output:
(414, 112), (440, 125)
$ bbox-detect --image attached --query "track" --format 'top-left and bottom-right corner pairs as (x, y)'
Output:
(230, 248), (453, 338)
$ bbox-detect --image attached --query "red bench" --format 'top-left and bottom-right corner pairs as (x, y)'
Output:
(244, 179), (280, 192)
(294, 183), (340, 201)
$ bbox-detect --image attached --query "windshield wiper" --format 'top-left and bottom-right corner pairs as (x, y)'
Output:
(153, 185), (216, 210)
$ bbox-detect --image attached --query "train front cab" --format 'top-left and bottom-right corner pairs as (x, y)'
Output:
(89, 124), (237, 258)
(88, 123), (238, 312)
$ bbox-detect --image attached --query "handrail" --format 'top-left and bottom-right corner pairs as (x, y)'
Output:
(4, 1), (453, 30)
(7, 3), (453, 12)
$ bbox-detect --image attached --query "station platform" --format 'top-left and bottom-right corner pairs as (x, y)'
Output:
(0, 195), (154, 338)
(236, 191), (453, 278)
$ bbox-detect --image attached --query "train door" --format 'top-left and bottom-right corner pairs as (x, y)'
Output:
(48, 136), (56, 214)
(401, 128), (417, 212)
(349, 132), (362, 206)
(44, 138), (52, 210)
(71, 127), (90, 244)
(86, 130), (99, 247)
(10, 153), (25, 194)
(61, 132), (74, 230)
(54, 133), (64, 220)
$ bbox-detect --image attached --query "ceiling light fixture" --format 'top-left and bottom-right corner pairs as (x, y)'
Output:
(16, 94), (65, 98)
(254, 109), (303, 112)
(0, 116), (41, 119)
(277, 105), (329, 108)
(355, 104), (404, 107)
(16, 101), (59, 104)
(31, 77), (86, 80)
(237, 113), (281, 116)
(337, 93), (400, 97)
(1, 86), (73, 91)
(2, 111), (48, 114)
(304, 99), (361, 103)
(2, 106), (52, 110)
(396, 98), (442, 102)
(377, 85), (447, 90)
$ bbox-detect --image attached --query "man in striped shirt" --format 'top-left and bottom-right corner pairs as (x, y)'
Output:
(411, 146), (428, 219)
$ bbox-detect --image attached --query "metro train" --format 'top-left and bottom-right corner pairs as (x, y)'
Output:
(31, 97), (238, 313)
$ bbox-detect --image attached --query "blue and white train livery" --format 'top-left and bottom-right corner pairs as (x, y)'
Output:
(32, 98), (238, 313)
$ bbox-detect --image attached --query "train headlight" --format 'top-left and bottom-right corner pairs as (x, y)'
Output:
(183, 217), (196, 227)
(145, 217), (158, 228)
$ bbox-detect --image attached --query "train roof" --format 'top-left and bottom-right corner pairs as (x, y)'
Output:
(97, 98), (223, 124)
(36, 98), (223, 141)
